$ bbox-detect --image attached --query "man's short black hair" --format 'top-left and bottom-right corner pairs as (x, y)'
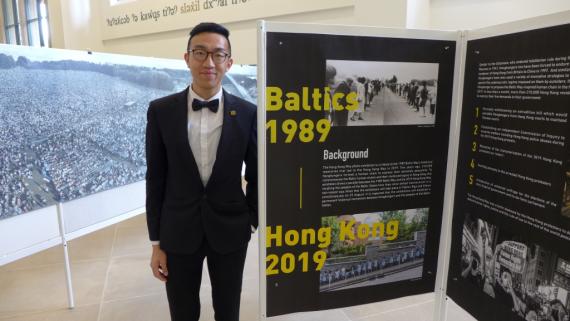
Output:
(187, 22), (231, 54)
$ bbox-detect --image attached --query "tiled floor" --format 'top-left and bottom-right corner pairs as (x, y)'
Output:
(0, 214), (437, 321)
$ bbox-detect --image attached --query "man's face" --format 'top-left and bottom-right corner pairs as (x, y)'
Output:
(184, 32), (233, 96)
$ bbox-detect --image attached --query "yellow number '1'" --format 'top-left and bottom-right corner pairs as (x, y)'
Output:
(266, 119), (277, 143)
(265, 119), (331, 143)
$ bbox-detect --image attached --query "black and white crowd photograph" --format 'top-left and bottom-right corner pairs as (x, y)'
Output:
(324, 60), (439, 127)
(0, 44), (256, 220)
(561, 157), (570, 219)
(461, 213), (570, 321)
(319, 208), (428, 292)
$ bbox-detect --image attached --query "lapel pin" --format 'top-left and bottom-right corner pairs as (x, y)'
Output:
(229, 110), (237, 116)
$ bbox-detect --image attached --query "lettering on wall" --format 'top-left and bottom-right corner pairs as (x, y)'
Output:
(105, 0), (250, 28)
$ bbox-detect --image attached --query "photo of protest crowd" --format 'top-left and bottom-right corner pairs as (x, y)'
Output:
(461, 214), (570, 321)
(324, 60), (439, 127)
(0, 45), (255, 220)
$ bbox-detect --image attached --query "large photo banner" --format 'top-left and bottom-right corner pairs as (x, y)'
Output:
(0, 44), (255, 221)
(261, 23), (457, 317)
(447, 20), (570, 321)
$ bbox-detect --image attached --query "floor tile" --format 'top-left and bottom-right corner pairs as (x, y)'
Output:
(1, 245), (64, 271)
(103, 253), (164, 302)
(342, 293), (434, 320)
(111, 225), (151, 257)
(99, 293), (169, 321)
(267, 308), (350, 321)
(68, 226), (116, 262)
(356, 299), (433, 321)
(115, 214), (146, 229)
(0, 260), (107, 319)
(0, 304), (99, 321)
(240, 285), (260, 321)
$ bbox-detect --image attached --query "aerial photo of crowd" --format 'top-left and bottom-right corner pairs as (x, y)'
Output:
(0, 49), (255, 220)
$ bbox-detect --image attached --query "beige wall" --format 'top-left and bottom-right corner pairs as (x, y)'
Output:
(406, 0), (430, 29)
(51, 0), (407, 64)
(430, 0), (570, 31)
(47, 0), (64, 48)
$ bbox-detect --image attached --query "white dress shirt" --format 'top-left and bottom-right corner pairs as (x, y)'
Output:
(187, 86), (224, 186)
(150, 87), (224, 247)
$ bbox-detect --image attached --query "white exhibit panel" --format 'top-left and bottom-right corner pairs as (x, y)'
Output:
(433, 30), (468, 321)
(259, 20), (459, 318)
(0, 205), (61, 266)
(61, 180), (145, 236)
(257, 20), (268, 320)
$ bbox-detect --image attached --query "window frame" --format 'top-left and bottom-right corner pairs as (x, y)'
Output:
(24, 0), (48, 47)
(2, 0), (22, 45)
(2, 0), (49, 46)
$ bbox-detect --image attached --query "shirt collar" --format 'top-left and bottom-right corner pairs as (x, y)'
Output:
(189, 86), (223, 103)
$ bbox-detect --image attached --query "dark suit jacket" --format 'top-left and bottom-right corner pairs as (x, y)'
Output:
(145, 87), (257, 255)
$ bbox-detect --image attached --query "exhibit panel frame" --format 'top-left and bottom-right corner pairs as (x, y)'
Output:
(258, 20), (461, 319)
(444, 11), (570, 321)
(0, 182), (145, 266)
(433, 29), (468, 321)
(0, 205), (61, 266)
(62, 181), (144, 235)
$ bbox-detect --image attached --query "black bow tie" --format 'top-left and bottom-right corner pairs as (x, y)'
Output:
(192, 98), (219, 113)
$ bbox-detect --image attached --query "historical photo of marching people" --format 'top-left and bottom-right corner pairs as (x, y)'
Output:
(325, 60), (439, 127)
(0, 44), (256, 220)
(319, 208), (428, 292)
(461, 213), (570, 321)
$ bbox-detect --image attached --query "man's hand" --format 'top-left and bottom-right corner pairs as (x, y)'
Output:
(150, 245), (168, 282)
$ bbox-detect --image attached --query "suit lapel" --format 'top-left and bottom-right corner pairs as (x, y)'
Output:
(207, 90), (236, 188)
(175, 87), (203, 187)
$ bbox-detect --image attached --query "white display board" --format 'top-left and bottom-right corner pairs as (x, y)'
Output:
(0, 206), (61, 266)
(63, 181), (144, 237)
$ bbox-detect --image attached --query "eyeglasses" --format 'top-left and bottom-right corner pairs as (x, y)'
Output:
(188, 49), (230, 64)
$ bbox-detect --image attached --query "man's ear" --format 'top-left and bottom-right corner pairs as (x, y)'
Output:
(226, 56), (233, 71)
(184, 52), (190, 67)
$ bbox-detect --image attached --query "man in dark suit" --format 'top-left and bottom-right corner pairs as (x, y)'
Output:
(145, 22), (257, 321)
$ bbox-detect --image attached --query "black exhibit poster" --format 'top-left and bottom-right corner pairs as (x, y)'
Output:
(447, 24), (570, 321)
(262, 27), (457, 317)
